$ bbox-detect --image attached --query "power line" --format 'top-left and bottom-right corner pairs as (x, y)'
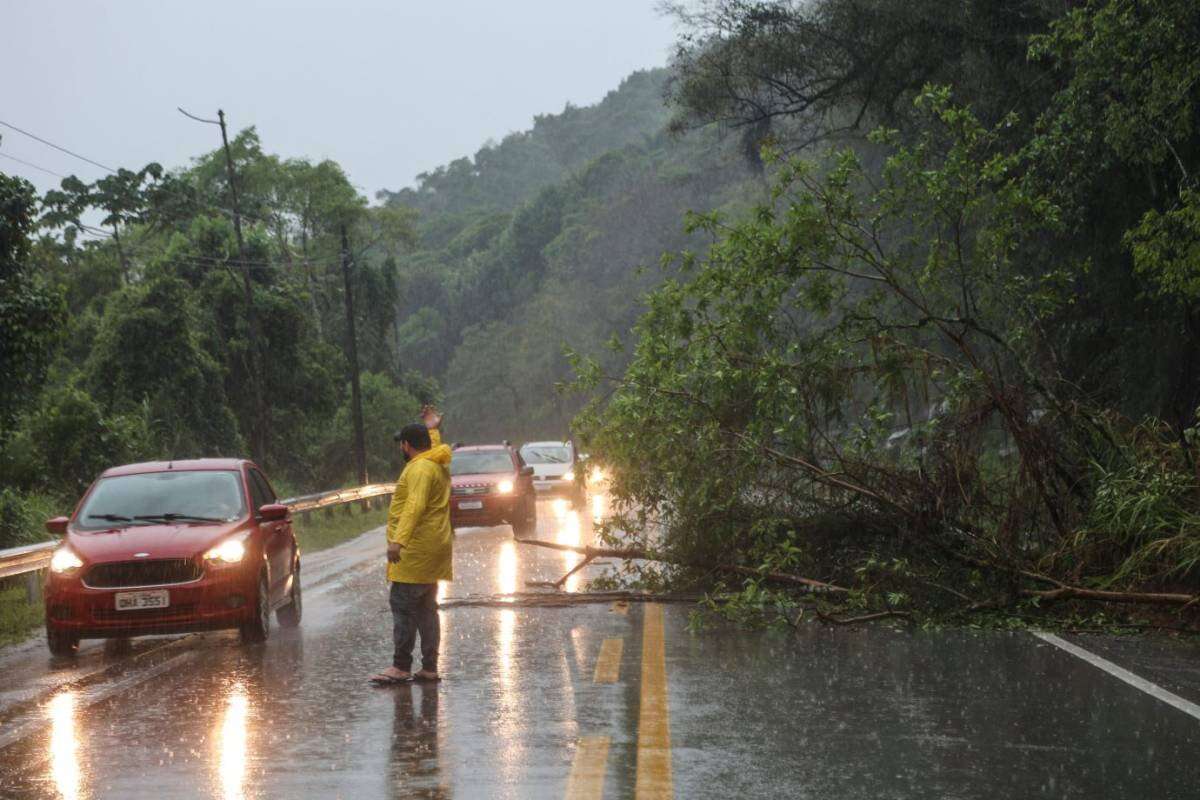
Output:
(1, 115), (278, 230)
(0, 118), (116, 173)
(0, 151), (69, 180)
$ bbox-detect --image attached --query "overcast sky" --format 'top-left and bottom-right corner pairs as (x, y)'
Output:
(1, 0), (677, 200)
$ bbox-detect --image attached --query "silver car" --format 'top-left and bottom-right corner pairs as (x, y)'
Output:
(519, 441), (585, 506)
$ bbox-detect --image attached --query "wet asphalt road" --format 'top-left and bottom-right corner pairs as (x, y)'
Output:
(1, 496), (1199, 799)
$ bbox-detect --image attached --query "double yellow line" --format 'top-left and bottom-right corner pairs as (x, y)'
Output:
(565, 604), (673, 800)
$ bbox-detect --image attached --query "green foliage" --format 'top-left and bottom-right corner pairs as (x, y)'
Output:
(84, 274), (241, 456)
(0, 489), (57, 549)
(19, 388), (152, 495)
(294, 504), (388, 554)
(0, 583), (44, 647)
(0, 173), (66, 438)
(316, 371), (420, 484)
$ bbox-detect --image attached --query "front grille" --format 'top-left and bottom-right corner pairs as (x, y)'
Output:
(452, 485), (490, 496)
(93, 604), (197, 622)
(84, 559), (203, 589)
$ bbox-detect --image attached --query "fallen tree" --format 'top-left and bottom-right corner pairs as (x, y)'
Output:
(514, 536), (850, 594)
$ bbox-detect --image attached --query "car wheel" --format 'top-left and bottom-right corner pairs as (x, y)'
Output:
(46, 626), (80, 658)
(240, 571), (271, 644)
(276, 560), (302, 628)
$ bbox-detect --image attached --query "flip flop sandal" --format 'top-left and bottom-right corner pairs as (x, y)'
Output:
(414, 672), (442, 683)
(369, 672), (413, 686)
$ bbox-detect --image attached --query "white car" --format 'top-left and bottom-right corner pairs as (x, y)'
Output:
(519, 441), (585, 506)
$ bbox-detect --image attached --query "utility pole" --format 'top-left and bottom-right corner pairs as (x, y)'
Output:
(178, 107), (268, 464)
(341, 223), (368, 495)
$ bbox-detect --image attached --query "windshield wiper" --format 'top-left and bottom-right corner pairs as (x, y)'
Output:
(88, 513), (133, 522)
(133, 513), (226, 523)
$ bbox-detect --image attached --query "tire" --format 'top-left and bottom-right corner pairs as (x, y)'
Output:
(47, 626), (79, 658)
(276, 560), (302, 628)
(240, 571), (271, 644)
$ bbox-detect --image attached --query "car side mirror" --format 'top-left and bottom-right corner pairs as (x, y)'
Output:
(520, 466), (534, 477)
(258, 503), (289, 522)
(45, 516), (69, 536)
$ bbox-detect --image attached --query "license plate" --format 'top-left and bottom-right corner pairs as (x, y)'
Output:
(458, 501), (483, 511)
(114, 590), (170, 611)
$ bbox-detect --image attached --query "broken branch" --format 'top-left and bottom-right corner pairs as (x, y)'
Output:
(514, 537), (849, 594)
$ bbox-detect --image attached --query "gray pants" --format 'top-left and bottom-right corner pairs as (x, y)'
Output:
(389, 581), (439, 672)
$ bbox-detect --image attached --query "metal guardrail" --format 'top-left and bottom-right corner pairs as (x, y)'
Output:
(281, 482), (395, 513)
(0, 541), (59, 581)
(0, 482), (397, 585)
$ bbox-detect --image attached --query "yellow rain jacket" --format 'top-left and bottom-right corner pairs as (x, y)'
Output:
(386, 429), (453, 583)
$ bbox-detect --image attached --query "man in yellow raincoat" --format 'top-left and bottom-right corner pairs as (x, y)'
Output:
(371, 406), (452, 685)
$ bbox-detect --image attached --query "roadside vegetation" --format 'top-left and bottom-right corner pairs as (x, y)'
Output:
(574, 0), (1200, 630)
(294, 504), (387, 554)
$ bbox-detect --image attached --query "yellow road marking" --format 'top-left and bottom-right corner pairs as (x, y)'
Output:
(565, 735), (610, 800)
(593, 638), (624, 684)
(635, 604), (672, 799)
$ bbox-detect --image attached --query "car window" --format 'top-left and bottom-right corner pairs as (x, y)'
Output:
(250, 469), (277, 504)
(76, 470), (246, 528)
(520, 445), (572, 464)
(247, 470), (272, 512)
(450, 451), (515, 475)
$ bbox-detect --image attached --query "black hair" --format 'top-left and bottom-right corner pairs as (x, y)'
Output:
(395, 422), (432, 451)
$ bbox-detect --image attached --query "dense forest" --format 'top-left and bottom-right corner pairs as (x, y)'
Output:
(4, 0), (1200, 626)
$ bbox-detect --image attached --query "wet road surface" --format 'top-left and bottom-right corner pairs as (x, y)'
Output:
(1, 496), (1199, 798)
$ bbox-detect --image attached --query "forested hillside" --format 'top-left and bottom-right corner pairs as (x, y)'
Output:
(0, 67), (757, 546)
(377, 69), (758, 441)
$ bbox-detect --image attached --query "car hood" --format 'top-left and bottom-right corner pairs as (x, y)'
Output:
(530, 463), (571, 478)
(65, 521), (248, 564)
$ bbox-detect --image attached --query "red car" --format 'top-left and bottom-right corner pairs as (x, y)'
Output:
(449, 444), (537, 536)
(42, 459), (301, 656)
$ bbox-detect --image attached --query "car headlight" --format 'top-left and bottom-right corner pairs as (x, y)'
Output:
(50, 547), (84, 574)
(590, 468), (604, 483)
(562, 470), (575, 482)
(496, 480), (514, 495)
(205, 539), (246, 564)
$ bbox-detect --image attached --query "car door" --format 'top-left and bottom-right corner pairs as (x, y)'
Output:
(249, 468), (291, 602)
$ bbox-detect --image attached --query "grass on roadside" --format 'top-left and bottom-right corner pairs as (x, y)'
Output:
(0, 583), (44, 647)
(295, 503), (388, 554)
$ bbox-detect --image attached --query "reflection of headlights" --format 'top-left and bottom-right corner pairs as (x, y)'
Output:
(496, 480), (514, 495)
(205, 539), (246, 564)
(562, 470), (575, 482)
(50, 547), (84, 574)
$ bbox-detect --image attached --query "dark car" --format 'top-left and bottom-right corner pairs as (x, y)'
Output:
(42, 459), (301, 656)
(449, 445), (537, 536)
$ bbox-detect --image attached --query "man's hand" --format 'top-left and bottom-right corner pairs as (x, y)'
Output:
(387, 542), (401, 563)
(420, 404), (443, 431)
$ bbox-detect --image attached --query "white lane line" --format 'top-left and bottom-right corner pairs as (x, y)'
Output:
(1032, 631), (1200, 722)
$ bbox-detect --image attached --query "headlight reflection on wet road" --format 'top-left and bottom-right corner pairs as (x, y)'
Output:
(48, 690), (83, 800)
(498, 539), (518, 597)
(217, 683), (250, 800)
(554, 504), (584, 592)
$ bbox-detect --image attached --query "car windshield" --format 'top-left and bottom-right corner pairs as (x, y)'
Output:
(450, 451), (514, 476)
(520, 445), (571, 464)
(77, 470), (246, 529)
